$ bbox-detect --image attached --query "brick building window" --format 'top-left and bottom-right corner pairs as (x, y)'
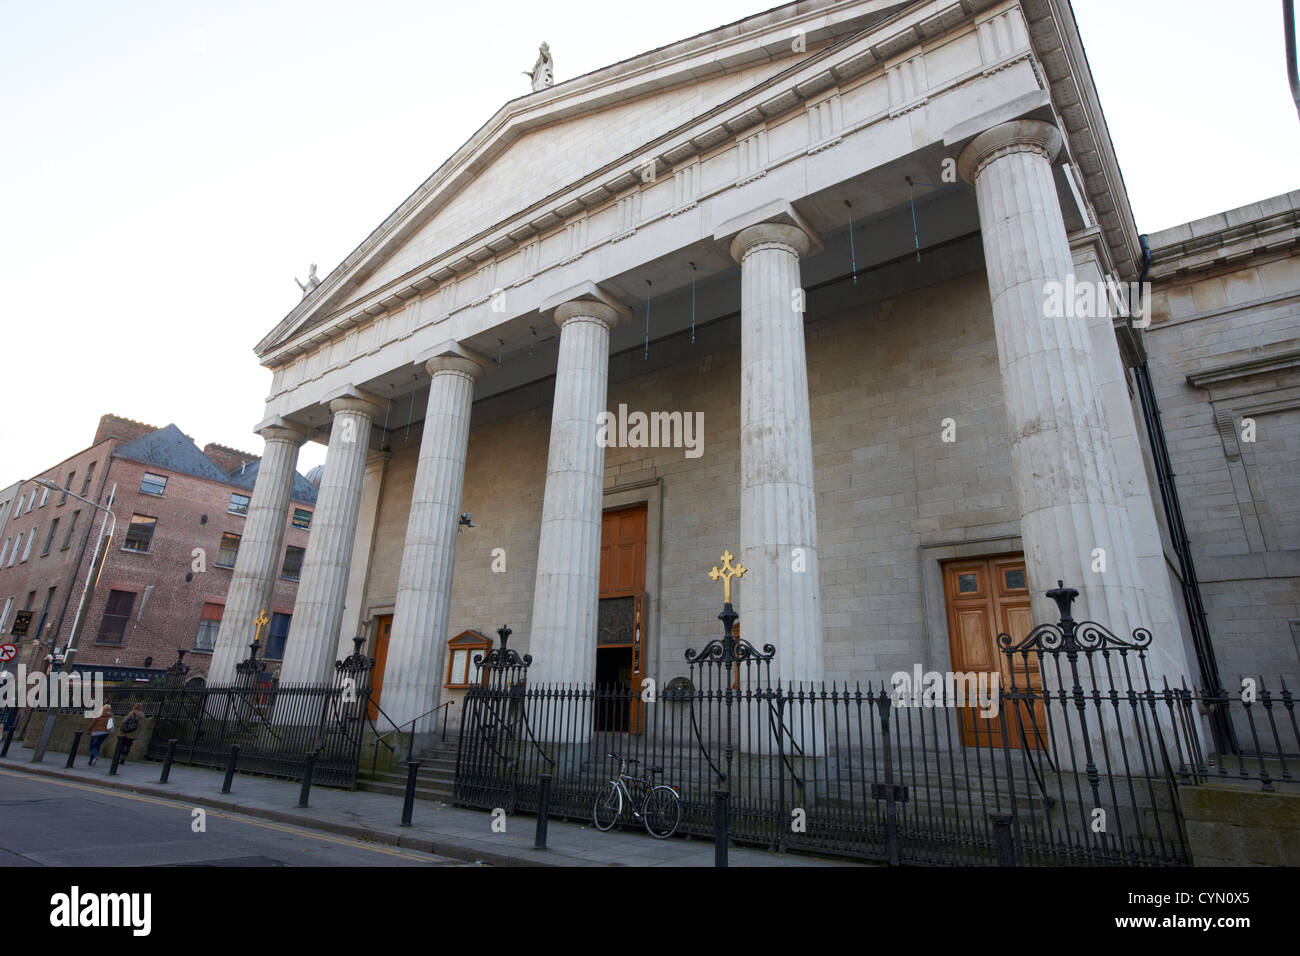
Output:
(80, 462), (95, 496)
(38, 486), (49, 507)
(280, 546), (305, 581)
(228, 493), (251, 516)
(6, 534), (19, 567)
(265, 612), (291, 660)
(195, 602), (223, 651)
(42, 519), (59, 556)
(63, 511), (79, 549)
(21, 527), (36, 562)
(123, 515), (157, 553)
(216, 533), (240, 568)
(140, 472), (168, 496)
(0, 538), (8, 566)
(97, 590), (135, 644)
(61, 475), (72, 505)
(292, 508), (312, 530)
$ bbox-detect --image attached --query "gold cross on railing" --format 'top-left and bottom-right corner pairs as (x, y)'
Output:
(253, 609), (270, 644)
(708, 550), (746, 604)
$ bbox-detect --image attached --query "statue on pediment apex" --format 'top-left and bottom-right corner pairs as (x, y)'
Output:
(524, 42), (553, 92)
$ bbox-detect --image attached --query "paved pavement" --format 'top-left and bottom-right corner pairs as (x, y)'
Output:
(0, 749), (864, 867)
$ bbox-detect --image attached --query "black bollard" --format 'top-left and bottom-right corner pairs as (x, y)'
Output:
(298, 750), (318, 808)
(535, 773), (553, 849)
(400, 761), (420, 827)
(108, 738), (125, 776)
(1, 720), (15, 758)
(159, 738), (178, 783)
(989, 812), (1017, 867)
(714, 789), (729, 868)
(221, 745), (240, 793)
(66, 732), (84, 768)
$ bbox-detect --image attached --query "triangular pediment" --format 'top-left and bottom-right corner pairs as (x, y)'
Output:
(257, 0), (916, 360)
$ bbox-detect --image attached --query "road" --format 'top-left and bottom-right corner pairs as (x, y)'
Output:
(0, 767), (473, 867)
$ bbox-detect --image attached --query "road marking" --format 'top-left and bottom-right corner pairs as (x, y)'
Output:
(0, 767), (453, 864)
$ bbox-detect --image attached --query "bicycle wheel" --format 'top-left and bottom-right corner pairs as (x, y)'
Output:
(643, 785), (681, 839)
(593, 783), (621, 831)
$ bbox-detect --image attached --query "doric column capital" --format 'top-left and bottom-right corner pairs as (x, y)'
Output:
(327, 387), (383, 420)
(554, 299), (624, 332)
(418, 341), (491, 381)
(729, 221), (814, 263)
(255, 417), (309, 447)
(956, 118), (1062, 185)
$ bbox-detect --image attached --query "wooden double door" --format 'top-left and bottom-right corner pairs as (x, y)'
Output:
(941, 555), (1044, 748)
(597, 504), (647, 733)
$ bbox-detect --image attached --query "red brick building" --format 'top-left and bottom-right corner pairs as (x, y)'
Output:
(0, 414), (318, 683)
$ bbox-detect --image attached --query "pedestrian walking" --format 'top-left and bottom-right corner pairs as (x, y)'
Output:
(87, 704), (113, 766)
(115, 702), (144, 762)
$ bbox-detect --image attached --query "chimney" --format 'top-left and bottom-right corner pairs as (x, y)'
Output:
(94, 414), (160, 447)
(204, 442), (260, 475)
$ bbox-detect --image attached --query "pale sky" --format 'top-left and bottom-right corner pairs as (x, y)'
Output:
(1, 0), (1296, 485)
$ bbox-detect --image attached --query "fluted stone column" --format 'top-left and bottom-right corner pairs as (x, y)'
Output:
(528, 300), (622, 687)
(279, 390), (381, 684)
(382, 351), (488, 735)
(209, 420), (307, 680)
(730, 222), (825, 686)
(959, 120), (1167, 669)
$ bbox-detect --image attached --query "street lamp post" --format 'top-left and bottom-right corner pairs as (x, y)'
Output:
(29, 478), (116, 763)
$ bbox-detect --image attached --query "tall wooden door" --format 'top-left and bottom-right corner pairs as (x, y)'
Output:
(367, 614), (393, 722)
(598, 505), (647, 733)
(941, 556), (1043, 748)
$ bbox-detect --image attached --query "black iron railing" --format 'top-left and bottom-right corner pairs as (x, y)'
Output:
(453, 584), (1217, 866)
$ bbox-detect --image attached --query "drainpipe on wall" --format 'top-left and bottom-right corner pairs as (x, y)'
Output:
(1130, 234), (1234, 753)
(1285, 0), (1300, 121)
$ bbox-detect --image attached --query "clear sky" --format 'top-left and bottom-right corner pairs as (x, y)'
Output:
(2, 0), (1296, 485)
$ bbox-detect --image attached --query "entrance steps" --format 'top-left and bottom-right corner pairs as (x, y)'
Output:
(356, 740), (458, 803)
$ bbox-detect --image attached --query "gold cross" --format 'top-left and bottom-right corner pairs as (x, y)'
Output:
(253, 609), (270, 644)
(708, 550), (746, 604)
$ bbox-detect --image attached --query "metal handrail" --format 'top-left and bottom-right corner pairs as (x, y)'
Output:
(368, 697), (457, 772)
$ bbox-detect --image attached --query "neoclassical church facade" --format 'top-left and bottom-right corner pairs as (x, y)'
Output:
(210, 0), (1224, 739)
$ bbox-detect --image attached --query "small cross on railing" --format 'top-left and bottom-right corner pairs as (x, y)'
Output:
(708, 550), (746, 605)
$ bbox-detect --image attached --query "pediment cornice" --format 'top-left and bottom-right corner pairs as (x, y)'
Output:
(257, 0), (952, 361)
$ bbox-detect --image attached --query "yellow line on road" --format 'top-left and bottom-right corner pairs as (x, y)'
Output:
(0, 766), (451, 864)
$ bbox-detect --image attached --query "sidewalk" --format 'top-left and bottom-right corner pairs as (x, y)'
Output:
(0, 750), (865, 867)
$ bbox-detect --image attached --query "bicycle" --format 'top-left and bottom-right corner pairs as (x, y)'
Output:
(592, 753), (681, 838)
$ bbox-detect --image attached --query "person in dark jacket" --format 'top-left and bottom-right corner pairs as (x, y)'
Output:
(86, 705), (113, 766)
(115, 703), (145, 762)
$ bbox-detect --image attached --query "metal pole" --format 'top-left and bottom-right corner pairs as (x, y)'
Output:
(400, 761), (420, 826)
(535, 773), (552, 849)
(221, 745), (239, 793)
(714, 789), (730, 867)
(65, 731), (83, 768)
(299, 750), (318, 808)
(159, 738), (178, 783)
(33, 488), (115, 764)
(108, 736), (124, 776)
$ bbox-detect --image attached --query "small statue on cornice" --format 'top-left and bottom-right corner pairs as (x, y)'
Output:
(524, 42), (553, 92)
(295, 264), (321, 298)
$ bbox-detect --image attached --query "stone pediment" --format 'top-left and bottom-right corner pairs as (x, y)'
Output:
(256, 0), (934, 361)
